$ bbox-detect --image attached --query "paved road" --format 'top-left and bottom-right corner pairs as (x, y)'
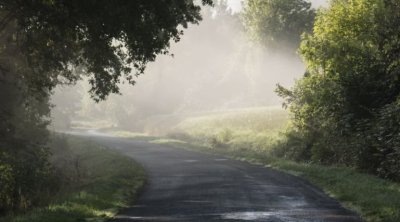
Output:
(78, 131), (361, 222)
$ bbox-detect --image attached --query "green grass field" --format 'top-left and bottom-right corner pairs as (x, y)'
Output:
(170, 106), (288, 154)
(1, 135), (145, 222)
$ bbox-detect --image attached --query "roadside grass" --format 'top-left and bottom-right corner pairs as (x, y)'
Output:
(0, 135), (145, 222)
(114, 106), (400, 222)
(270, 161), (400, 222)
(157, 136), (400, 222)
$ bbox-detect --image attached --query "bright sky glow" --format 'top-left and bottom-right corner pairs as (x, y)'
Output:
(226, 0), (328, 13)
(226, 0), (242, 13)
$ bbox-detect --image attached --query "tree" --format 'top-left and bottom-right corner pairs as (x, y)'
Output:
(0, 20), (52, 210)
(242, 0), (315, 51)
(277, 0), (400, 180)
(1, 0), (212, 101)
(0, 0), (213, 211)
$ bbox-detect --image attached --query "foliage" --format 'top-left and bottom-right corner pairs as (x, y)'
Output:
(1, 0), (212, 100)
(276, 0), (400, 180)
(50, 0), (254, 133)
(242, 0), (315, 51)
(0, 19), (53, 212)
(0, 0), (212, 214)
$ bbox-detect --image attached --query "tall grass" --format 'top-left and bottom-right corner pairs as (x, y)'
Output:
(171, 107), (288, 154)
(1, 135), (145, 222)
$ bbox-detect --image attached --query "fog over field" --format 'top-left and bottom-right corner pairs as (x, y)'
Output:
(51, 0), (326, 130)
(4, 1), (400, 221)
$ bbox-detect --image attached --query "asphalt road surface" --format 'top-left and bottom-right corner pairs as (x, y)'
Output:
(76, 130), (361, 222)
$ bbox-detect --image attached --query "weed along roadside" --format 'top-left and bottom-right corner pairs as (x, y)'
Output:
(0, 134), (145, 222)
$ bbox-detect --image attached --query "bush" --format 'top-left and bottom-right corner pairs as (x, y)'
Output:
(276, 0), (400, 181)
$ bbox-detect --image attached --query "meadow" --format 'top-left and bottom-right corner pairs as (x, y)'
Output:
(169, 106), (289, 155)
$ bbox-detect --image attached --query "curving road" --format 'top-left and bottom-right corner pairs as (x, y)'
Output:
(76, 131), (361, 222)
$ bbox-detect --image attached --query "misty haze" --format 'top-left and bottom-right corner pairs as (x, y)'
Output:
(1, 0), (399, 222)
(50, 3), (303, 133)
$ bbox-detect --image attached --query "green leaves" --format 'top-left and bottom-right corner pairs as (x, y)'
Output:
(242, 0), (315, 51)
(1, 0), (212, 101)
(0, 0), (213, 213)
(278, 0), (400, 180)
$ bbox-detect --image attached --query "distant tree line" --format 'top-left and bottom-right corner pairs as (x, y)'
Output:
(0, 0), (211, 213)
(244, 0), (400, 180)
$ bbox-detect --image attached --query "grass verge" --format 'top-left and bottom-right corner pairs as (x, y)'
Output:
(152, 137), (400, 222)
(103, 105), (399, 222)
(1, 135), (145, 222)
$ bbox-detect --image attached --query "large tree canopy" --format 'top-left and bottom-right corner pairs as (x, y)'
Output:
(0, 0), (212, 100)
(0, 0), (213, 211)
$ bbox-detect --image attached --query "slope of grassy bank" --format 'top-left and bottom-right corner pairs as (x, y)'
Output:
(160, 107), (399, 222)
(1, 135), (145, 222)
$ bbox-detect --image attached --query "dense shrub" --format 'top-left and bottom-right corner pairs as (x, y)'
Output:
(277, 0), (400, 181)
